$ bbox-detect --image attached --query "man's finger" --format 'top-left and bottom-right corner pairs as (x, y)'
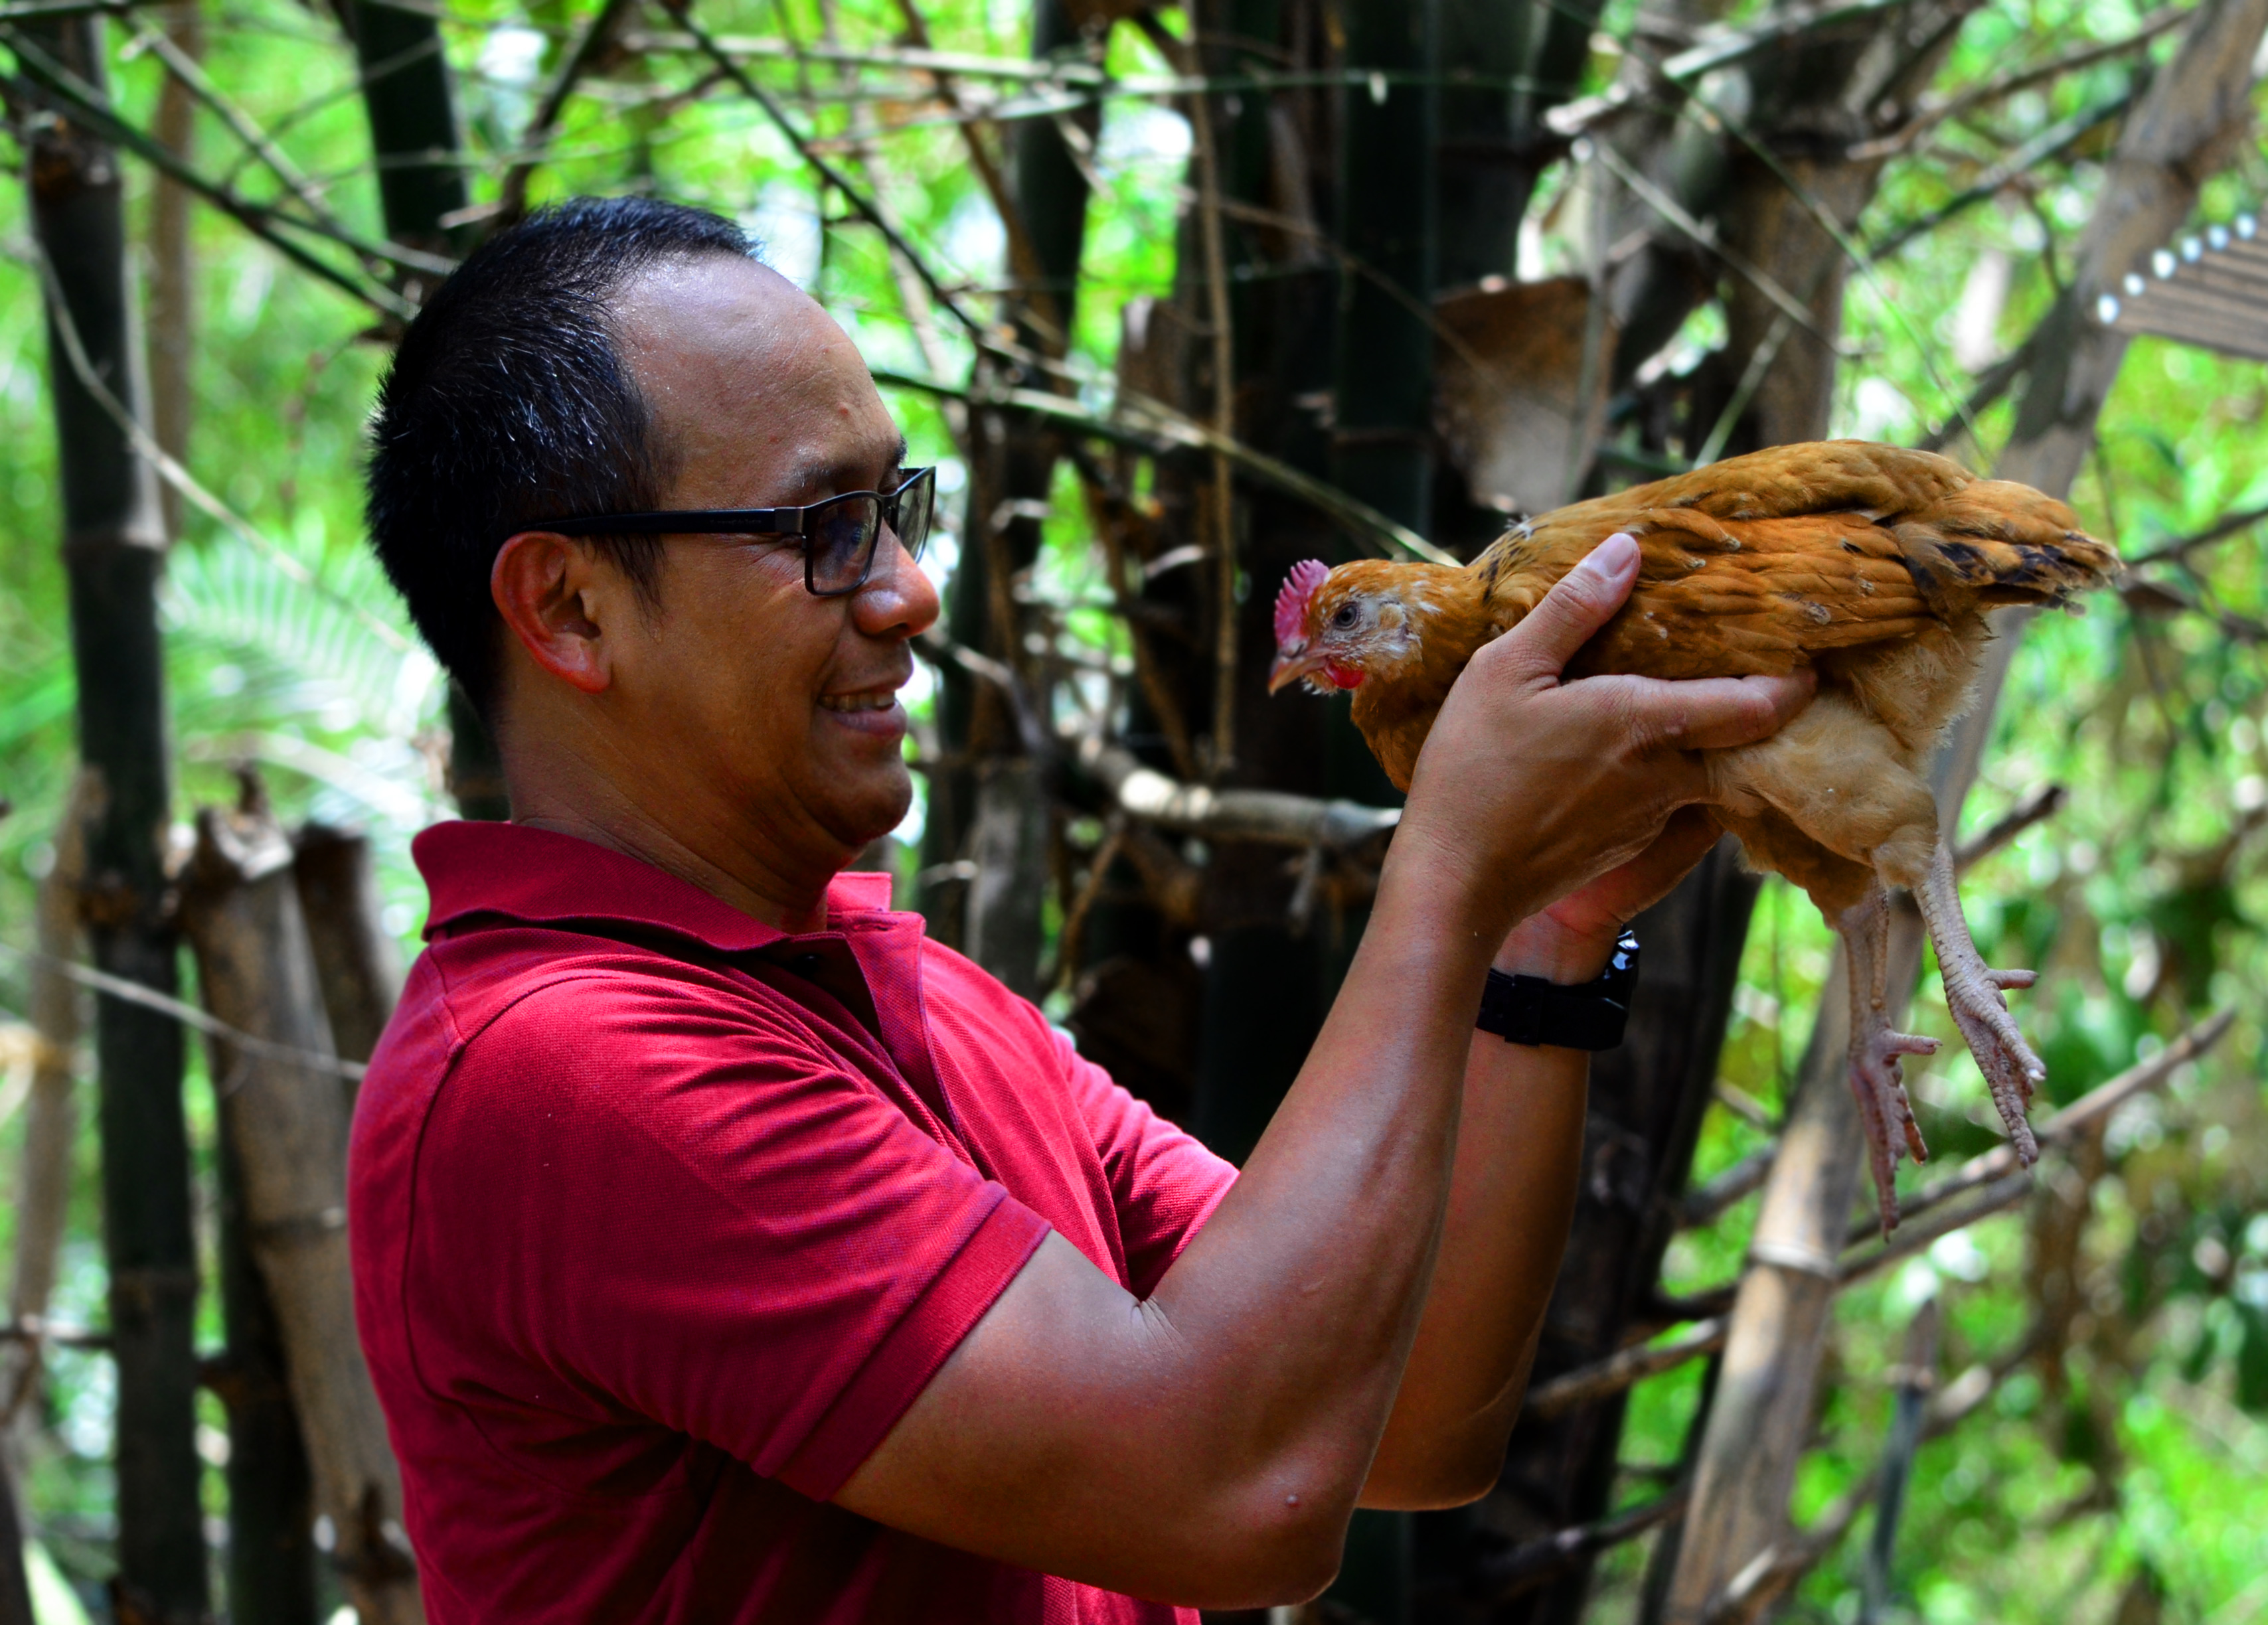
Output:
(1627, 670), (1815, 753)
(1551, 806), (1724, 938)
(1498, 533), (1641, 678)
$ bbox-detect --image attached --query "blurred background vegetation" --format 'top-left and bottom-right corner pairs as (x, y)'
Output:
(2, 0), (2267, 1619)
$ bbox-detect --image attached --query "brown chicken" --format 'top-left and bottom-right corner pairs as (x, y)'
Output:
(1267, 440), (2120, 1229)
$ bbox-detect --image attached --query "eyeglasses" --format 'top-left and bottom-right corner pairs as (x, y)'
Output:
(534, 467), (936, 597)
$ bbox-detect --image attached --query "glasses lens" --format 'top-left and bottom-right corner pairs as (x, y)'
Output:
(809, 495), (880, 594)
(892, 471), (934, 564)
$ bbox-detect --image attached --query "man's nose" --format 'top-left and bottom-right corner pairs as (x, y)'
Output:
(853, 525), (941, 638)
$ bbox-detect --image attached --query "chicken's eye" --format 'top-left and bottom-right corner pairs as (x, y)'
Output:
(1330, 601), (1360, 630)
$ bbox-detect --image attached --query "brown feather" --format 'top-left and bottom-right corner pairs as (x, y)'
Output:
(1275, 439), (2121, 1225)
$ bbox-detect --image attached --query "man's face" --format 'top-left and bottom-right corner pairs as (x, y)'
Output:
(604, 255), (938, 860)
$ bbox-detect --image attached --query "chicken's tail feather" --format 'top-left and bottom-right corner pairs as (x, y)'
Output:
(1894, 481), (2119, 613)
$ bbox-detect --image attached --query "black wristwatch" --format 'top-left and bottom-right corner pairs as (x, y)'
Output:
(1475, 929), (1641, 1051)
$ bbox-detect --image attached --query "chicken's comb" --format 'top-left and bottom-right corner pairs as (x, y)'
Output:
(1275, 560), (1331, 646)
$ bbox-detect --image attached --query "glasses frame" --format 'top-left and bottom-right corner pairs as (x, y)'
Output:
(532, 466), (936, 597)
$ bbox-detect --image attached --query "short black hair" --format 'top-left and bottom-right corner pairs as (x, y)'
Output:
(365, 196), (756, 710)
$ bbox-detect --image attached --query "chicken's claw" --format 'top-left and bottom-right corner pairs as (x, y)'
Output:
(1838, 890), (1935, 1234)
(1910, 842), (2045, 1166)
(1847, 1016), (1939, 1235)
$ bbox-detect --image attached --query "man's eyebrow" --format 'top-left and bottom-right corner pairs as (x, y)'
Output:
(779, 439), (910, 501)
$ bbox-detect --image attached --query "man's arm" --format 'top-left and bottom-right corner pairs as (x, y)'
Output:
(833, 537), (1809, 1608)
(1359, 805), (1726, 1507)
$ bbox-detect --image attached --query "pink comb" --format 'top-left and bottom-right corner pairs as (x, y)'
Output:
(1275, 559), (1330, 647)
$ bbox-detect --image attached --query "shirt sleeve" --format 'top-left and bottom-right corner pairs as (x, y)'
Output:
(1050, 1028), (1239, 1298)
(405, 969), (1050, 1502)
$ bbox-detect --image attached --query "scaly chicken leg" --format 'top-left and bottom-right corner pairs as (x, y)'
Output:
(1837, 886), (1938, 1233)
(1906, 840), (2043, 1166)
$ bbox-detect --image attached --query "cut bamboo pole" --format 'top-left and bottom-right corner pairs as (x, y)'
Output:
(291, 824), (403, 1069)
(182, 797), (422, 1625)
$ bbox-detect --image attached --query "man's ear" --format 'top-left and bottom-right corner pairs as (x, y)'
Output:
(491, 532), (617, 696)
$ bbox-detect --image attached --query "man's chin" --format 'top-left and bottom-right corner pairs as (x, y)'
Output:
(815, 765), (915, 858)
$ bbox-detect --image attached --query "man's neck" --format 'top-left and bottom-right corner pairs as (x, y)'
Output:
(503, 739), (838, 936)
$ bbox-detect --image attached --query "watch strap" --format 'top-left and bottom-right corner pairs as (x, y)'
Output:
(1476, 929), (1641, 1051)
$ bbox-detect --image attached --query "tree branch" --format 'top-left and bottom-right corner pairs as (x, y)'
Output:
(0, 29), (419, 314)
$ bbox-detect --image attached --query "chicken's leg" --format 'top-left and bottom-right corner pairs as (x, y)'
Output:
(1838, 885), (1939, 1233)
(1908, 838), (2043, 1164)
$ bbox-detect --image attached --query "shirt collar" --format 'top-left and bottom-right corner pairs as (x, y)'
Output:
(413, 820), (898, 951)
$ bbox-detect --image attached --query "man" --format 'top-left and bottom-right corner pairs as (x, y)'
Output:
(350, 196), (1809, 1622)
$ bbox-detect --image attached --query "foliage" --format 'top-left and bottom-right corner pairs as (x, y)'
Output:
(1, 0), (2265, 1619)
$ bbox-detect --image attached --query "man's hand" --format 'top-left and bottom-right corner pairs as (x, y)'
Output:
(1394, 532), (1812, 953)
(1495, 805), (1724, 982)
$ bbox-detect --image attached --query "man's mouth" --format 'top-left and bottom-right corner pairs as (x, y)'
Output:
(819, 688), (900, 714)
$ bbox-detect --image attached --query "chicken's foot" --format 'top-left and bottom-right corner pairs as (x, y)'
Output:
(1909, 838), (2043, 1164)
(1838, 886), (1939, 1234)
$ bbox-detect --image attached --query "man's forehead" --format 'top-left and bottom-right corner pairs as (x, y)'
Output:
(613, 254), (898, 489)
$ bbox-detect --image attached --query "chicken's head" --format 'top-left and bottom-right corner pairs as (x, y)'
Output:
(1267, 558), (1442, 694)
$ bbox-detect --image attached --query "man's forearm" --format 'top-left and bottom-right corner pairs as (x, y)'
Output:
(1145, 858), (1525, 1497)
(1359, 1027), (1589, 1506)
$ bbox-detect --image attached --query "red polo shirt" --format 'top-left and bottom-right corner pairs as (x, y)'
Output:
(349, 822), (1237, 1623)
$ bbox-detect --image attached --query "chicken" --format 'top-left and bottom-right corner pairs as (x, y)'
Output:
(1267, 440), (2120, 1229)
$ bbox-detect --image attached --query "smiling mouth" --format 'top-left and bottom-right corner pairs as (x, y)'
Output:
(819, 690), (900, 714)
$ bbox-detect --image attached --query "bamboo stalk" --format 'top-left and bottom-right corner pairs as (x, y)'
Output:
(291, 824), (404, 1069)
(2, 773), (94, 1550)
(345, 0), (512, 828)
(1071, 732), (1400, 848)
(210, 1122), (319, 1625)
(143, 0), (197, 544)
(25, 15), (207, 1616)
(182, 796), (422, 1625)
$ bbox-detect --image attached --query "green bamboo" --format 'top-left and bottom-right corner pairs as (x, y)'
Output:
(25, 15), (207, 1620)
(347, 0), (511, 820)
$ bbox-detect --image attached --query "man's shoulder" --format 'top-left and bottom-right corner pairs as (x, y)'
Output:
(359, 923), (837, 1132)
(910, 935), (1069, 1059)
(427, 921), (815, 1039)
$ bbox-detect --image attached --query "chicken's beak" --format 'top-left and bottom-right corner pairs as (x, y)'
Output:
(1267, 647), (1321, 694)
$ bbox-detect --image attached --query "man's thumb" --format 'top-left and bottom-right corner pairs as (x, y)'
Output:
(1506, 532), (1641, 676)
